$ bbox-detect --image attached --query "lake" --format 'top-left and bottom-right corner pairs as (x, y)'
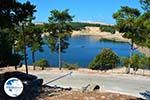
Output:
(26, 35), (140, 67)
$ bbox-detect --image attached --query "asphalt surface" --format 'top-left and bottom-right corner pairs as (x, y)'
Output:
(32, 72), (150, 98)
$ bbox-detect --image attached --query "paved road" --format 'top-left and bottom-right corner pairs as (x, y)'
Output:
(32, 72), (150, 98)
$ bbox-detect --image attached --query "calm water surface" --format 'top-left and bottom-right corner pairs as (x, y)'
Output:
(26, 36), (140, 67)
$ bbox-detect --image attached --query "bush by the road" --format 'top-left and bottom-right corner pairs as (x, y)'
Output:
(121, 57), (130, 68)
(34, 59), (49, 70)
(130, 54), (141, 73)
(63, 63), (79, 70)
(121, 54), (150, 75)
(89, 48), (120, 71)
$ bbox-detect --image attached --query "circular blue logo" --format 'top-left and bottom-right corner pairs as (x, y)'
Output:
(4, 78), (24, 97)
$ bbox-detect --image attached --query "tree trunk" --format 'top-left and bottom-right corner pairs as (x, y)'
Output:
(15, 66), (17, 70)
(143, 69), (145, 76)
(22, 24), (28, 74)
(58, 37), (62, 70)
(126, 40), (133, 74)
(134, 70), (136, 75)
(42, 66), (44, 70)
(134, 67), (138, 75)
(32, 51), (35, 70)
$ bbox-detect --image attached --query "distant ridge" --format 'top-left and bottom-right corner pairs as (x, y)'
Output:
(78, 21), (113, 26)
(34, 21), (113, 26)
(34, 22), (44, 25)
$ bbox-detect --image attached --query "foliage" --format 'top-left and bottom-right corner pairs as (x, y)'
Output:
(100, 25), (115, 34)
(121, 55), (150, 74)
(140, 0), (150, 11)
(89, 48), (120, 70)
(113, 6), (141, 74)
(130, 54), (141, 72)
(113, 6), (140, 40)
(113, 2), (150, 49)
(134, 11), (150, 48)
(121, 57), (130, 68)
(130, 54), (150, 74)
(139, 56), (150, 70)
(71, 22), (116, 34)
(148, 57), (150, 70)
(145, 34), (150, 48)
(0, 0), (36, 67)
(25, 24), (44, 70)
(46, 9), (73, 70)
(0, 29), (13, 66)
(9, 54), (23, 66)
(62, 63), (79, 70)
(34, 59), (49, 70)
(27, 26), (44, 52)
(70, 22), (101, 30)
(46, 9), (73, 53)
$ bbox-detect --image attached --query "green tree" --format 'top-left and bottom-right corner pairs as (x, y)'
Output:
(121, 57), (130, 73)
(26, 25), (44, 70)
(113, 6), (141, 74)
(0, 0), (21, 66)
(140, 0), (150, 11)
(145, 34), (150, 49)
(139, 56), (150, 75)
(0, 0), (36, 74)
(130, 54), (141, 74)
(46, 9), (73, 70)
(17, 2), (36, 74)
(0, 29), (14, 66)
(134, 11), (150, 47)
(34, 59), (49, 70)
(121, 57), (130, 68)
(89, 48), (120, 71)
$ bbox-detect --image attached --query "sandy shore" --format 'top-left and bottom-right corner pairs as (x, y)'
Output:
(72, 26), (130, 42)
(72, 26), (150, 56)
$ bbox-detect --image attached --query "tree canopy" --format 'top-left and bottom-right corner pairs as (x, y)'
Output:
(46, 9), (73, 52)
(89, 48), (120, 70)
(140, 0), (150, 11)
(0, 0), (36, 68)
(46, 9), (73, 70)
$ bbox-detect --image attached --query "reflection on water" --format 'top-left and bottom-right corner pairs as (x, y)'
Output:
(26, 36), (140, 67)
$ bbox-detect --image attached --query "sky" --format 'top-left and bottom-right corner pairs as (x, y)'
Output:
(19, 0), (143, 24)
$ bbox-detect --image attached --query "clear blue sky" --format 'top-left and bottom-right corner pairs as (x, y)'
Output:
(19, 0), (142, 24)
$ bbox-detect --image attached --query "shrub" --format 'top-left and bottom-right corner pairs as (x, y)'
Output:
(148, 57), (150, 70)
(139, 56), (150, 75)
(34, 59), (49, 70)
(62, 63), (79, 70)
(139, 56), (149, 69)
(0, 54), (23, 67)
(121, 57), (130, 68)
(121, 54), (149, 75)
(89, 48), (120, 71)
(130, 54), (141, 73)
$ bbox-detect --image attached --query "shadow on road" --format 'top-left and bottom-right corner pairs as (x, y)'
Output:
(140, 90), (150, 100)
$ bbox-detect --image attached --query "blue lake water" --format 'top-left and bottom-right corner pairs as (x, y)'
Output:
(26, 35), (140, 67)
